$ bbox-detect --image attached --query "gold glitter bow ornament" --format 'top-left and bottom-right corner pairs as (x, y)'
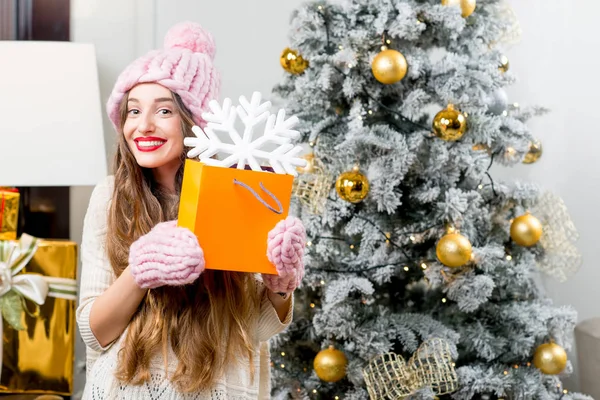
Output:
(363, 338), (459, 399)
(532, 191), (582, 282)
(487, 1), (522, 48)
(292, 153), (333, 215)
(496, 1), (522, 46)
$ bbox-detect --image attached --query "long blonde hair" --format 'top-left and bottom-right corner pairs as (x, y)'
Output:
(106, 90), (259, 392)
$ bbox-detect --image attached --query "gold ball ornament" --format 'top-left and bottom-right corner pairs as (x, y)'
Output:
(313, 345), (348, 382)
(510, 213), (543, 247)
(432, 105), (467, 141)
(335, 168), (370, 203)
(523, 140), (542, 164)
(280, 47), (309, 75)
(441, 0), (477, 18)
(371, 47), (408, 84)
(436, 233), (473, 268)
(533, 343), (567, 375)
(499, 55), (510, 73)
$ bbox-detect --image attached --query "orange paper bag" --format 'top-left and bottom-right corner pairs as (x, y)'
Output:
(178, 159), (294, 274)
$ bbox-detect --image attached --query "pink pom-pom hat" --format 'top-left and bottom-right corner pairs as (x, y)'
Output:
(106, 21), (221, 131)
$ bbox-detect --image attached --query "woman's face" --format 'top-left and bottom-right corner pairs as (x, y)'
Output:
(123, 83), (183, 171)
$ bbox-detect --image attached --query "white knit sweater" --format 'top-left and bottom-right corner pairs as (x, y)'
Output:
(76, 176), (293, 400)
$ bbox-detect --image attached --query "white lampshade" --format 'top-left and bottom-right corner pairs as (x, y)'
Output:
(0, 41), (107, 186)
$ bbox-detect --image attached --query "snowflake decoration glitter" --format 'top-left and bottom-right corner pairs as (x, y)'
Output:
(184, 92), (307, 176)
(533, 191), (582, 282)
(293, 155), (333, 214)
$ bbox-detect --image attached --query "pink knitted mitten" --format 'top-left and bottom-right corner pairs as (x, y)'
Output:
(129, 221), (205, 289)
(262, 216), (306, 294)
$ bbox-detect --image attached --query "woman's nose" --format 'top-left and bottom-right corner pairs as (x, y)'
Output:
(137, 113), (155, 133)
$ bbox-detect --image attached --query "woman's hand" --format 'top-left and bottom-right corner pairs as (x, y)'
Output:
(262, 216), (306, 294)
(129, 221), (205, 289)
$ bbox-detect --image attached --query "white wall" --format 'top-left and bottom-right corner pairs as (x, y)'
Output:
(497, 0), (600, 390)
(501, 0), (600, 320)
(68, 0), (600, 395)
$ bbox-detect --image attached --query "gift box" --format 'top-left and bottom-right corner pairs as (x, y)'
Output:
(0, 235), (78, 395)
(0, 189), (19, 241)
(177, 92), (306, 274)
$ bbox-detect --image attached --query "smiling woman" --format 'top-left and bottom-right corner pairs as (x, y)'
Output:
(76, 21), (306, 399)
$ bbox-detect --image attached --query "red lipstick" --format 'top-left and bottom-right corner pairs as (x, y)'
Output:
(134, 137), (166, 152)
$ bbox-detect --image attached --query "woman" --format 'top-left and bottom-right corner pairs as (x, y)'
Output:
(77, 21), (306, 399)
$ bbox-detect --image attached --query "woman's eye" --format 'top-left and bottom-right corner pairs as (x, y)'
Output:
(158, 109), (172, 115)
(128, 109), (140, 115)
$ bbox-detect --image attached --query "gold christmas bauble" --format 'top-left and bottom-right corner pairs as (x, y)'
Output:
(510, 213), (543, 247)
(336, 168), (370, 203)
(499, 55), (510, 73)
(436, 233), (473, 268)
(432, 105), (467, 141)
(371, 48), (408, 85)
(441, 0), (477, 18)
(280, 47), (309, 74)
(523, 140), (542, 164)
(314, 345), (348, 382)
(297, 153), (316, 174)
(533, 343), (567, 375)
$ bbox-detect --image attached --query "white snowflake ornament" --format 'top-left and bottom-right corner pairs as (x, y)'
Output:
(184, 92), (307, 177)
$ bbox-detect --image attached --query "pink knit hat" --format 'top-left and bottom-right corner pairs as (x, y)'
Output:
(106, 21), (220, 131)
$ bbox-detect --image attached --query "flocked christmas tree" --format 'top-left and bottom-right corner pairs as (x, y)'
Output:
(269, 0), (591, 399)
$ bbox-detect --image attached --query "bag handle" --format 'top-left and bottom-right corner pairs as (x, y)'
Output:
(233, 179), (283, 214)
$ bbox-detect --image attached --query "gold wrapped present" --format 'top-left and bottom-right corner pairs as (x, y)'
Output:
(0, 235), (77, 395)
(0, 189), (19, 241)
